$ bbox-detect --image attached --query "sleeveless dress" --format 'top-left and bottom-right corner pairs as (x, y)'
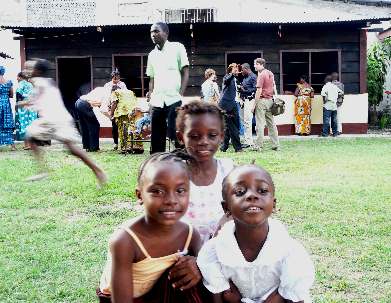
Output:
(0, 80), (14, 145)
(99, 220), (193, 298)
(184, 158), (234, 243)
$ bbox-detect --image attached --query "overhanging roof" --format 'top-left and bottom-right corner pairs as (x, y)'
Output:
(1, 0), (390, 28)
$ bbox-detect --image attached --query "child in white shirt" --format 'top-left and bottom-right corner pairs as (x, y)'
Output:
(23, 59), (107, 186)
(197, 165), (315, 303)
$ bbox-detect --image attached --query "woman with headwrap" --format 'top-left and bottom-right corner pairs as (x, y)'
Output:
(0, 65), (16, 150)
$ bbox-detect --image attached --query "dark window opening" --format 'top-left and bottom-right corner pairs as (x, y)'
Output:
(113, 55), (149, 97)
(281, 50), (339, 94)
(282, 52), (309, 94)
(57, 57), (91, 118)
(311, 52), (338, 93)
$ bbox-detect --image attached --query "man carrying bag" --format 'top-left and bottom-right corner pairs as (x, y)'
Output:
(253, 58), (280, 151)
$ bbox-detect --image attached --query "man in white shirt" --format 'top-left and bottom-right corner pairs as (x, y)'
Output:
(75, 87), (111, 152)
(320, 75), (343, 137)
(146, 22), (189, 153)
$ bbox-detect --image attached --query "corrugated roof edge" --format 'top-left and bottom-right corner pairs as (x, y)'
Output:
(4, 17), (390, 29)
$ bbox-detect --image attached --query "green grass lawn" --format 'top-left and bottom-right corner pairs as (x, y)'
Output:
(1, 138), (390, 303)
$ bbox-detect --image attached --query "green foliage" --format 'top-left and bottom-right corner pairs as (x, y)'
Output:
(1, 140), (391, 302)
(379, 112), (391, 129)
(367, 37), (391, 108)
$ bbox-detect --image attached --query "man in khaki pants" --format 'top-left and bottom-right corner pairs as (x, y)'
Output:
(253, 58), (279, 151)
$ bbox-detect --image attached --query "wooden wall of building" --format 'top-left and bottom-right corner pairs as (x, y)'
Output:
(23, 22), (363, 96)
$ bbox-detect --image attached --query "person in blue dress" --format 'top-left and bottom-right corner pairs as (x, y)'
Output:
(0, 65), (16, 150)
(15, 71), (37, 148)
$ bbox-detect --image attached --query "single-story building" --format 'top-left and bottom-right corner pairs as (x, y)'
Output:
(2, 0), (390, 136)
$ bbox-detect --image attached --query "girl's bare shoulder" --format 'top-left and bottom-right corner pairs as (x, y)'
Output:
(109, 217), (143, 253)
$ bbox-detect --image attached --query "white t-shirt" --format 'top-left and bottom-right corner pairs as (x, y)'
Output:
(183, 158), (234, 243)
(321, 82), (343, 111)
(197, 219), (315, 303)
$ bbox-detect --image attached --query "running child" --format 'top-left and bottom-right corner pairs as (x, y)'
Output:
(197, 165), (315, 303)
(23, 59), (107, 186)
(98, 152), (208, 303)
(175, 101), (234, 243)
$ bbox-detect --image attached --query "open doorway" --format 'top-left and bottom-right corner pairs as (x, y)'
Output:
(113, 54), (149, 97)
(56, 56), (92, 118)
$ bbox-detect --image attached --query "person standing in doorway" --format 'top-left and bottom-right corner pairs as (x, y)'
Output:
(147, 22), (189, 154)
(331, 72), (344, 135)
(253, 58), (279, 151)
(238, 63), (257, 147)
(104, 70), (127, 150)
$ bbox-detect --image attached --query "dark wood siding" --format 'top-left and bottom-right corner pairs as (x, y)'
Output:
(22, 22), (364, 96)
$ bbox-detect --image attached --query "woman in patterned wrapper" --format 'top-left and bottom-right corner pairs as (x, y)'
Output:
(294, 75), (314, 136)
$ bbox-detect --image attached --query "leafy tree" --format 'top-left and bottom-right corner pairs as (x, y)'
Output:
(367, 37), (391, 112)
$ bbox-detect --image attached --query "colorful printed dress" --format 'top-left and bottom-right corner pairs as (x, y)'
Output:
(294, 83), (314, 135)
(111, 89), (144, 153)
(15, 80), (37, 140)
(0, 80), (14, 145)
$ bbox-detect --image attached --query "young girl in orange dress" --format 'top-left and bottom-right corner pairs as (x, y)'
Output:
(294, 75), (314, 135)
(98, 152), (209, 303)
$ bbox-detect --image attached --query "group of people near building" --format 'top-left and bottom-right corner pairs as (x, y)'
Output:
(74, 70), (150, 155)
(201, 58), (280, 153)
(0, 21), (328, 302)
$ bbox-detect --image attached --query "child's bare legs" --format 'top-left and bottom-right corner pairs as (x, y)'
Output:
(63, 141), (107, 187)
(26, 139), (49, 181)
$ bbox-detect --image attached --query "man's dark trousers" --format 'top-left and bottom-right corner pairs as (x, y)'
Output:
(150, 101), (182, 154)
(221, 105), (242, 152)
(75, 99), (100, 151)
(322, 108), (338, 136)
(111, 119), (118, 145)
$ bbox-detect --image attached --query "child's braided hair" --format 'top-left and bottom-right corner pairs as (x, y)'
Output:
(137, 151), (195, 184)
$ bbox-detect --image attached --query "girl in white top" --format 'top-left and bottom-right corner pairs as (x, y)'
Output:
(197, 165), (315, 303)
(176, 101), (234, 243)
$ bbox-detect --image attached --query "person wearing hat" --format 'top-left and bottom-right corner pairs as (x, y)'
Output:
(103, 70), (127, 150)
